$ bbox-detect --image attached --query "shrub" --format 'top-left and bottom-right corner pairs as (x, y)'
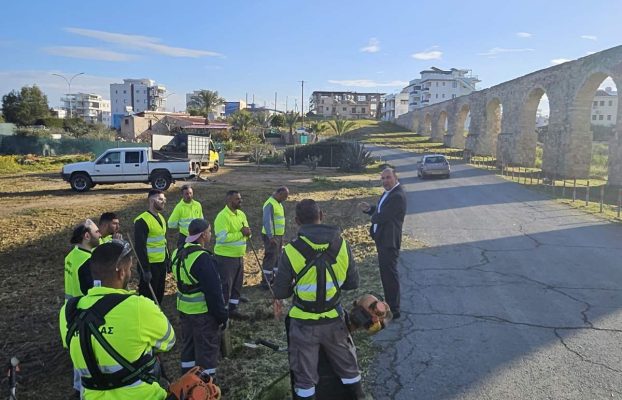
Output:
(338, 141), (374, 172)
(284, 138), (354, 168)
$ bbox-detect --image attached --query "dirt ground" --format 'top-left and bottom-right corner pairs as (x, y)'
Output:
(0, 164), (388, 399)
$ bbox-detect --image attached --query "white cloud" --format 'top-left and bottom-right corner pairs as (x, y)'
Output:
(580, 35), (597, 41)
(551, 58), (571, 65)
(411, 50), (442, 60)
(516, 32), (533, 38)
(65, 27), (222, 58)
(327, 79), (408, 88)
(360, 38), (380, 53)
(44, 46), (137, 62)
(478, 47), (534, 57)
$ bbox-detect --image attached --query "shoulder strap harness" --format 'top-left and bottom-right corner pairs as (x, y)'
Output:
(65, 294), (157, 390)
(172, 246), (207, 294)
(290, 236), (344, 314)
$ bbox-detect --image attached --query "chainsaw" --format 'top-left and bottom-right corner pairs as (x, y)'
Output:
(167, 366), (221, 400)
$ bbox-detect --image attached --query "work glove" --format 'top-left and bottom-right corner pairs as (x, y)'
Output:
(142, 270), (152, 283)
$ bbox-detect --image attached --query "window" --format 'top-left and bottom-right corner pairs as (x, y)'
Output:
(125, 151), (141, 164)
(123, 90), (126, 94)
(98, 151), (121, 164)
(361, 107), (366, 113)
(371, 104), (377, 110)
(325, 107), (329, 111)
(607, 115), (612, 120)
(342, 107), (347, 111)
(435, 82), (439, 87)
(124, 119), (129, 125)
(442, 94), (445, 98)
(600, 101), (605, 106)
(435, 94), (439, 99)
(442, 82), (446, 86)
(352, 107), (356, 113)
(357, 95), (366, 101)
(453, 82), (457, 88)
(592, 115), (597, 120)
(609, 101), (613, 106)
(115, 90), (118, 94)
(593, 101), (598, 107)
(599, 115), (604, 120)
(136, 90), (140, 94)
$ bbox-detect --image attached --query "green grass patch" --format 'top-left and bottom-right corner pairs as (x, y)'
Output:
(0, 154), (92, 174)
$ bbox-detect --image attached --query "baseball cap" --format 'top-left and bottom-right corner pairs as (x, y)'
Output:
(186, 219), (210, 243)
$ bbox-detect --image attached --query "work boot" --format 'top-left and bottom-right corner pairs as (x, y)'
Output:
(229, 309), (246, 320)
(238, 295), (250, 303)
(344, 382), (367, 400)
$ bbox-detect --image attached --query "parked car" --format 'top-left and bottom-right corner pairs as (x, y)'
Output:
(61, 147), (195, 192)
(417, 154), (450, 179)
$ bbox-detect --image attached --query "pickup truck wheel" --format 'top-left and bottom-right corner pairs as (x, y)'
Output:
(70, 173), (92, 192)
(151, 173), (172, 191)
(209, 162), (219, 173)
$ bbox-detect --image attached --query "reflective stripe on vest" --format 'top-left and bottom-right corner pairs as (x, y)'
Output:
(134, 212), (167, 263)
(213, 206), (248, 257)
(284, 236), (349, 320)
(169, 200), (203, 236)
(64, 246), (92, 299)
(172, 244), (208, 314)
(262, 196), (285, 236)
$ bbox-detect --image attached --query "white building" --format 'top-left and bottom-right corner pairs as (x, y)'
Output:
(110, 79), (167, 129)
(591, 87), (618, 126)
(310, 91), (383, 119)
(185, 91), (226, 120)
(381, 90), (410, 121)
(404, 67), (480, 111)
(61, 93), (111, 126)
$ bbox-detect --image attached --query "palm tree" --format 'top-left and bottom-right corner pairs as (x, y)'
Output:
(310, 122), (328, 135)
(187, 90), (225, 124)
(229, 110), (255, 132)
(327, 118), (356, 135)
(253, 111), (274, 142)
(283, 111), (299, 135)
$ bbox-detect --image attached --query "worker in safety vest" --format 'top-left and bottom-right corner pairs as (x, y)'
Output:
(64, 219), (101, 397)
(273, 199), (365, 400)
(134, 189), (168, 304)
(260, 186), (289, 288)
(213, 190), (251, 319)
(99, 212), (122, 244)
(65, 219), (101, 301)
(168, 184), (204, 248)
(59, 240), (176, 400)
(171, 218), (228, 376)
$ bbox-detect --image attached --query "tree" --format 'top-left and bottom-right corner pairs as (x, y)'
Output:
(187, 90), (225, 124)
(283, 111), (299, 135)
(271, 114), (284, 127)
(310, 122), (328, 135)
(229, 110), (255, 133)
(327, 117), (356, 135)
(1, 86), (50, 126)
(253, 111), (273, 142)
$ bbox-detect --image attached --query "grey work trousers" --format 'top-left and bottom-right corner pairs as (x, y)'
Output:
(261, 234), (283, 281)
(214, 255), (244, 311)
(179, 312), (221, 375)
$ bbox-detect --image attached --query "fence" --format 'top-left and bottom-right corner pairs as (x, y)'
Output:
(0, 135), (143, 157)
(467, 156), (622, 218)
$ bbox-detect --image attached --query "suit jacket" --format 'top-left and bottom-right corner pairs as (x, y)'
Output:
(366, 184), (407, 249)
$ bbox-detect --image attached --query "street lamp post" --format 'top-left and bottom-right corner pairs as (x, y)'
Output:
(52, 72), (85, 118)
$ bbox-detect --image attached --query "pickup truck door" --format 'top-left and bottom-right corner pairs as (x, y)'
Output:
(93, 151), (122, 182)
(122, 150), (148, 181)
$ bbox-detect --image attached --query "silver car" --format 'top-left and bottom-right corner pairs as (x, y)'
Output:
(417, 154), (450, 179)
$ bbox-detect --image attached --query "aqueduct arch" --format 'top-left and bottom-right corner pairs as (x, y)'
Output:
(394, 45), (622, 184)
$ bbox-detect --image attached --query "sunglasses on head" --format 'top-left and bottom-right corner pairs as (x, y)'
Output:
(111, 239), (132, 270)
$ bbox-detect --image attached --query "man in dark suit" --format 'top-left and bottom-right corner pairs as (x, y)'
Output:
(359, 167), (407, 319)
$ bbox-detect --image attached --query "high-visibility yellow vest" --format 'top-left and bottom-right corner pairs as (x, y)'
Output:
(64, 246), (92, 300)
(99, 235), (113, 245)
(134, 212), (167, 263)
(284, 236), (350, 320)
(59, 286), (175, 400)
(168, 200), (203, 236)
(262, 196), (285, 236)
(214, 206), (248, 258)
(171, 244), (209, 314)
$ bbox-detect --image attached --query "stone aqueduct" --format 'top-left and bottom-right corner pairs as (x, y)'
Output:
(394, 45), (622, 186)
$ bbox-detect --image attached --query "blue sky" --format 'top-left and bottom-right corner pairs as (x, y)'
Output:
(1, 0), (620, 113)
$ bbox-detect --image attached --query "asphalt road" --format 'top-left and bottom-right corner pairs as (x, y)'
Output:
(367, 147), (622, 400)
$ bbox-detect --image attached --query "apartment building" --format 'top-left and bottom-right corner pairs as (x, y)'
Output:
(381, 90), (410, 121)
(404, 67), (480, 111)
(110, 79), (167, 129)
(311, 91), (383, 119)
(61, 93), (111, 126)
(591, 87), (618, 126)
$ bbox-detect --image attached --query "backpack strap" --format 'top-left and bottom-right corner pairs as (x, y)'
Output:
(290, 236), (344, 314)
(173, 246), (206, 294)
(64, 294), (158, 390)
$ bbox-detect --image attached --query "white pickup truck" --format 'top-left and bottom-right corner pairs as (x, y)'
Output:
(61, 147), (195, 192)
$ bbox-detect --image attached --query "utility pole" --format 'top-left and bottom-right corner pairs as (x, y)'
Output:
(286, 96), (288, 112)
(298, 80), (305, 128)
(274, 92), (277, 113)
(52, 72), (85, 119)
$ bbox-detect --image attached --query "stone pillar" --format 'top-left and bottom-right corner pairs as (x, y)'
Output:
(558, 103), (592, 179)
(468, 101), (490, 155)
(446, 113), (465, 148)
(607, 75), (622, 186)
(496, 133), (513, 165)
(431, 114), (444, 142)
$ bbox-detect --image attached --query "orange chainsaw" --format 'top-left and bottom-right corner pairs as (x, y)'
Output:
(167, 366), (221, 400)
